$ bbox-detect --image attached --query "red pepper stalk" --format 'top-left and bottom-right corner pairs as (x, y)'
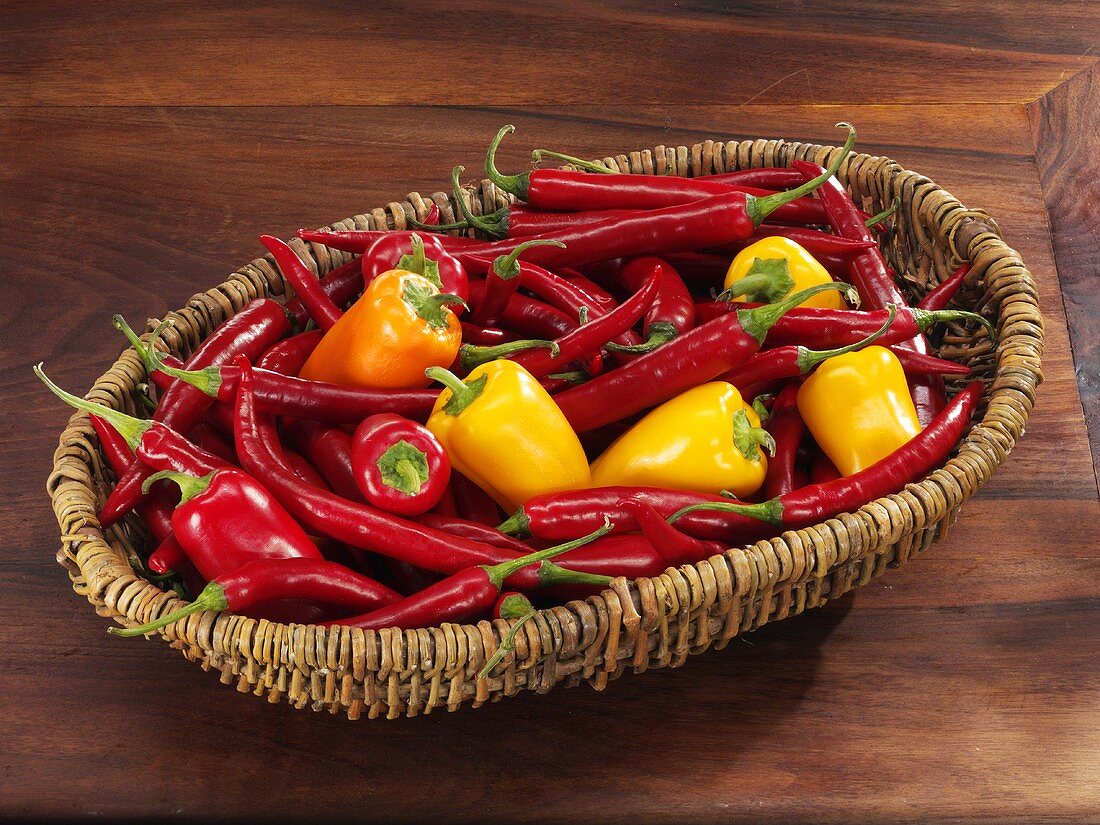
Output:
(107, 557), (404, 637)
(322, 519), (613, 631)
(351, 414), (451, 516)
(479, 591), (538, 677)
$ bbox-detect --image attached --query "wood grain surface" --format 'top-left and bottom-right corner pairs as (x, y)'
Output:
(2, 3), (1098, 823)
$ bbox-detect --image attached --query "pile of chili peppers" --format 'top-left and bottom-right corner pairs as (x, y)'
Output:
(39, 122), (993, 660)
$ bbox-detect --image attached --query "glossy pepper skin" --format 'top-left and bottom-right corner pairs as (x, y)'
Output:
(724, 236), (843, 310)
(299, 267), (463, 389)
(146, 467), (322, 581)
(425, 360), (591, 512)
(351, 414), (451, 516)
(590, 381), (773, 498)
(796, 345), (922, 476)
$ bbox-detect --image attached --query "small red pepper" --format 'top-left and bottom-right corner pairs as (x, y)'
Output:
(361, 231), (469, 303)
(138, 467), (322, 581)
(918, 264), (971, 311)
(351, 414), (451, 516)
(620, 497), (725, 565)
(605, 256), (696, 354)
(468, 234), (566, 326)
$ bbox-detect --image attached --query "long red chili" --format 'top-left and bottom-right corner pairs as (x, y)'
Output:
(460, 322), (519, 346)
(285, 256), (364, 327)
(552, 282), (851, 432)
(260, 235), (343, 331)
(605, 256), (695, 354)
(488, 127), (832, 223)
(321, 520), (612, 631)
(761, 384), (805, 499)
(792, 159), (945, 424)
(102, 302), (292, 525)
(281, 419), (364, 501)
(918, 264), (971, 311)
(108, 557), (403, 637)
(469, 237), (566, 326)
(620, 498), (726, 566)
(670, 381), (984, 530)
(89, 414), (174, 544)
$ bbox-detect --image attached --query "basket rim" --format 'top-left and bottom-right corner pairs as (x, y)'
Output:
(46, 135), (1044, 717)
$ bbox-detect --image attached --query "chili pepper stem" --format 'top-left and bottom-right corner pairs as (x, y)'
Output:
(497, 509), (531, 537)
(746, 123), (857, 226)
(913, 308), (997, 343)
(538, 561), (614, 588)
(34, 364), (151, 449)
(484, 518), (613, 588)
(484, 125), (530, 200)
(479, 610), (536, 678)
(425, 366), (488, 415)
(605, 321), (678, 354)
(721, 258), (795, 304)
(451, 165), (508, 239)
(459, 338), (560, 371)
(866, 198), (899, 228)
(120, 316), (226, 397)
(107, 580), (230, 637)
(493, 238), (568, 278)
(795, 304), (898, 373)
(668, 497), (785, 527)
(530, 149), (617, 174)
(737, 282), (856, 344)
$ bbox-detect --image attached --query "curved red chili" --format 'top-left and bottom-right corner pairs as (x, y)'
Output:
(260, 235), (343, 331)
(285, 256), (364, 328)
(605, 256), (695, 354)
(469, 237), (566, 326)
(108, 557), (403, 637)
(351, 414), (451, 516)
(918, 264), (971, 311)
(620, 497), (725, 565)
(761, 384), (805, 499)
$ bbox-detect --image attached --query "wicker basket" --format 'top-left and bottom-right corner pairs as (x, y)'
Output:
(47, 135), (1043, 719)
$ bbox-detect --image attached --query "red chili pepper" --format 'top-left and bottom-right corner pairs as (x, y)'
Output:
(260, 235), (343, 331)
(670, 381), (984, 531)
(281, 419), (364, 501)
(761, 384), (805, 499)
(721, 225), (878, 259)
(108, 557), (403, 637)
(361, 231), (469, 303)
(189, 420), (238, 466)
(136, 466), (322, 582)
(284, 449), (330, 489)
(296, 227), (484, 256)
(620, 498), (725, 565)
(792, 159), (945, 424)
(465, 270), (661, 378)
(497, 485), (774, 543)
(351, 413), (450, 516)
(604, 257), (695, 354)
(416, 513), (534, 553)
(560, 272), (618, 310)
(459, 322), (519, 346)
(285, 256), (363, 328)
(488, 127), (833, 224)
(809, 450), (842, 485)
(552, 282), (851, 433)
(103, 303), (292, 526)
(469, 237), (566, 326)
(322, 520), (612, 630)
(703, 167), (808, 188)
(146, 533), (187, 575)
(918, 264), (971, 311)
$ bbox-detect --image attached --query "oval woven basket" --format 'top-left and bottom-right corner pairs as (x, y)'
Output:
(47, 135), (1043, 719)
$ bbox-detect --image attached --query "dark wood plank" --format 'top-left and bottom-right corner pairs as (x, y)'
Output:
(1029, 62), (1100, 493)
(1, 103), (1096, 822)
(2, 1), (1099, 106)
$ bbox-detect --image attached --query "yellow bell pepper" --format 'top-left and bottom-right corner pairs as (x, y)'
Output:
(797, 345), (922, 476)
(590, 382), (772, 498)
(299, 265), (463, 389)
(724, 236), (844, 310)
(425, 360), (590, 512)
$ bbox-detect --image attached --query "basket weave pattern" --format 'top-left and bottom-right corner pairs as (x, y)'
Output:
(47, 137), (1043, 719)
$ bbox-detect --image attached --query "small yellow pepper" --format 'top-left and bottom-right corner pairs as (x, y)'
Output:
(425, 361), (590, 512)
(797, 345), (922, 476)
(724, 236), (844, 310)
(590, 382), (772, 498)
(299, 243), (463, 389)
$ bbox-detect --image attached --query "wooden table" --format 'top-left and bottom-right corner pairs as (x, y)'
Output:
(3, 3), (1098, 821)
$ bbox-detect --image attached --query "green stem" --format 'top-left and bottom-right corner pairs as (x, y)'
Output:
(496, 508), (531, 537)
(912, 308), (997, 343)
(485, 518), (613, 588)
(668, 498), (785, 527)
(538, 562), (614, 588)
(530, 149), (617, 174)
(736, 282), (856, 344)
(107, 580), (229, 638)
(492, 238), (567, 279)
(394, 460), (423, 496)
(424, 366), (488, 416)
(34, 363), (152, 449)
(721, 258), (796, 304)
(746, 122), (857, 226)
(545, 370), (589, 383)
(459, 338), (559, 371)
(451, 165), (509, 239)
(605, 322), (678, 354)
(865, 197), (898, 228)
(484, 125), (530, 200)
(796, 304), (898, 373)
(402, 278), (466, 329)
(478, 609), (536, 678)
(141, 469), (213, 503)
(732, 408), (776, 461)
(751, 394), (773, 423)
